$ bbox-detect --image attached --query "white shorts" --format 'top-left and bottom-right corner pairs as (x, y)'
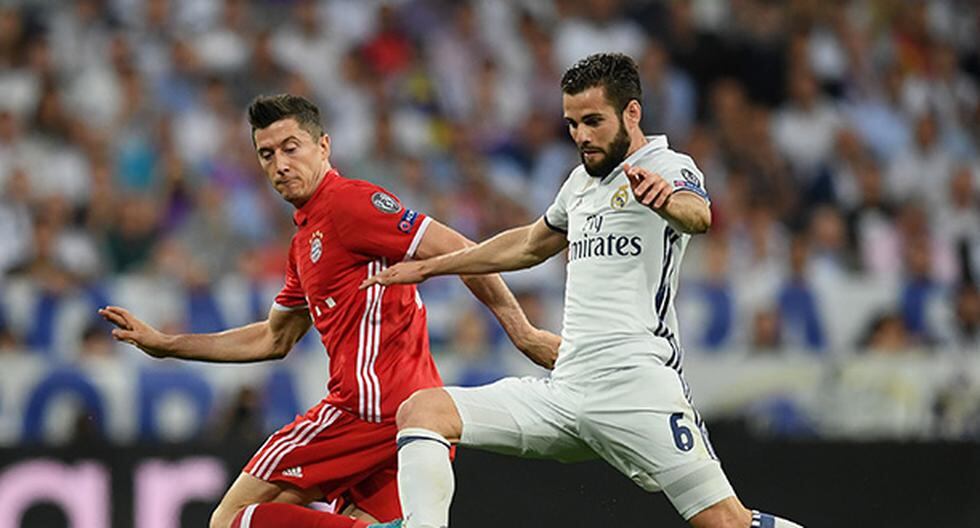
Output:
(445, 365), (735, 520)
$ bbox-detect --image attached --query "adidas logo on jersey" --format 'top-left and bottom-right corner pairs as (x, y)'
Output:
(282, 466), (303, 478)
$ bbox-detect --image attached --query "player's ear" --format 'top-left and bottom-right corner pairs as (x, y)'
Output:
(319, 133), (331, 160)
(623, 99), (642, 130)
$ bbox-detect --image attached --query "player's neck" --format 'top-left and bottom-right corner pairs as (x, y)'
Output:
(624, 132), (649, 158)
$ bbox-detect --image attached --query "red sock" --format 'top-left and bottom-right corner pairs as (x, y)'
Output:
(230, 503), (372, 528)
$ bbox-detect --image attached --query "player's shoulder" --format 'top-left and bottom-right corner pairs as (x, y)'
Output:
(653, 145), (700, 174)
(561, 164), (591, 190)
(328, 177), (405, 215)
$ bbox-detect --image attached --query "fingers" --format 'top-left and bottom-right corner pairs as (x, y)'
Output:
(359, 269), (395, 290)
(110, 328), (137, 344)
(99, 306), (133, 330)
(359, 277), (380, 290)
(623, 163), (642, 188)
(627, 169), (672, 209)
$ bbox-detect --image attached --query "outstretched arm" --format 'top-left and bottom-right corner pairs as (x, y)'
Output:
(363, 217), (567, 288)
(98, 304), (312, 363)
(408, 219), (563, 369)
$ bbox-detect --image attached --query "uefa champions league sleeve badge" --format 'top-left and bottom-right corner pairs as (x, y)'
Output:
(371, 192), (402, 214)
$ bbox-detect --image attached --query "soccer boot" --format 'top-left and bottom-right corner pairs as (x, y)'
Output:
(366, 520), (402, 528)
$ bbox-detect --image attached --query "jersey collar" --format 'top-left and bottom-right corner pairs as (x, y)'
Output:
(293, 169), (338, 227)
(600, 135), (668, 185)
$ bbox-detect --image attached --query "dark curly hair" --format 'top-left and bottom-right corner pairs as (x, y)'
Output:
(560, 53), (642, 112)
(247, 94), (324, 140)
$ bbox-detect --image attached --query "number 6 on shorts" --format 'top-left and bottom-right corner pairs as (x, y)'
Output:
(670, 412), (694, 452)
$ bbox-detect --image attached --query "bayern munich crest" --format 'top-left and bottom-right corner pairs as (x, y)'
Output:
(310, 231), (323, 263)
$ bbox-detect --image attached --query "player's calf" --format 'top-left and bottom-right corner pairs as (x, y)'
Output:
(688, 497), (802, 528)
(746, 510), (804, 527)
(394, 389), (462, 528)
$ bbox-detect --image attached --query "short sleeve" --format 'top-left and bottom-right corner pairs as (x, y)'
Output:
(329, 181), (430, 262)
(666, 154), (710, 204)
(543, 175), (575, 234)
(273, 245), (307, 311)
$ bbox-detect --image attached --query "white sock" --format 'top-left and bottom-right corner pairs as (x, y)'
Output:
(397, 428), (454, 528)
(752, 510), (805, 527)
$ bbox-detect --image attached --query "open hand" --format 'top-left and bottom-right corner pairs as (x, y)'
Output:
(97, 306), (170, 358)
(360, 261), (428, 289)
(623, 163), (672, 210)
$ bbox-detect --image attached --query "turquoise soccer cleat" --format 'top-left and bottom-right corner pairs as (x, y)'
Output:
(366, 520), (402, 528)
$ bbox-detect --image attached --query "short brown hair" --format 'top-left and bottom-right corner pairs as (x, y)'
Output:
(561, 53), (642, 112)
(247, 94), (324, 140)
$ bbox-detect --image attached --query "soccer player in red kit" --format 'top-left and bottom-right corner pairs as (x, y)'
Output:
(99, 94), (559, 528)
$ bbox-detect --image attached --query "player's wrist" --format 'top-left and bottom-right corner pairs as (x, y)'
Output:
(151, 333), (180, 358)
(508, 323), (537, 348)
(418, 258), (439, 279)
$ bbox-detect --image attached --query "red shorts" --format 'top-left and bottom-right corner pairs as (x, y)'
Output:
(243, 400), (400, 521)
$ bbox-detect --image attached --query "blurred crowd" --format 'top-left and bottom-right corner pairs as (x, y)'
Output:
(0, 0), (978, 383)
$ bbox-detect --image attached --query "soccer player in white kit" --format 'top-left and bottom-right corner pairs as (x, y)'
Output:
(363, 53), (803, 528)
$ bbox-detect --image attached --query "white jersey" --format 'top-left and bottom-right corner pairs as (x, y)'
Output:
(544, 135), (710, 380)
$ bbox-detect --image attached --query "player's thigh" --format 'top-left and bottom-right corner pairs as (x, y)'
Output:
(579, 366), (734, 520)
(446, 376), (594, 461)
(241, 402), (402, 519)
(211, 472), (320, 528)
(344, 465), (399, 522)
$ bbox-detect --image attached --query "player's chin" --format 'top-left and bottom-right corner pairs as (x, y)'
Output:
(278, 188), (301, 202)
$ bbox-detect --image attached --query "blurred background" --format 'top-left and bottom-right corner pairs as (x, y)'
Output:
(0, 0), (978, 526)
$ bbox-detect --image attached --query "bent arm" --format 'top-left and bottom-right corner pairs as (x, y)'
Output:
(660, 191), (712, 234)
(417, 217), (567, 279)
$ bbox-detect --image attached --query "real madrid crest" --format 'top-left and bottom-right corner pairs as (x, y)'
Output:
(611, 184), (630, 209)
(310, 230), (323, 263)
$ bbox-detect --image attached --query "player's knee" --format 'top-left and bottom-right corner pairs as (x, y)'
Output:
(396, 389), (436, 428)
(209, 502), (245, 528)
(396, 388), (458, 436)
(208, 506), (231, 528)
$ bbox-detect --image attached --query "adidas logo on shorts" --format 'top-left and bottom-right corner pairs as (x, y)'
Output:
(282, 466), (303, 478)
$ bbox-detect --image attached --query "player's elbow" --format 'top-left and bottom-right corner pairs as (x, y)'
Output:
(267, 345), (290, 360)
(679, 206), (711, 234)
(691, 207), (712, 234)
(265, 329), (293, 360)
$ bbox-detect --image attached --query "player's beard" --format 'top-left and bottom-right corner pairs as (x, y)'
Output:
(580, 119), (631, 179)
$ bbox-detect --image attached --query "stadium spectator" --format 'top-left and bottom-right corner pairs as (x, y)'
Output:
(860, 312), (913, 355)
(950, 282), (980, 353)
(776, 234), (827, 352)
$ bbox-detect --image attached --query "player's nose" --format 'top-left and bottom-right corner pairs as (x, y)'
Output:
(274, 156), (290, 174)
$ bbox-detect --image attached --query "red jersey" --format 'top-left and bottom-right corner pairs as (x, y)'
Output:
(274, 169), (441, 423)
